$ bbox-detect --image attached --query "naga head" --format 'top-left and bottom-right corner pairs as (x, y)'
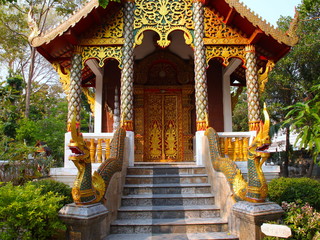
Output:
(250, 103), (271, 157)
(68, 118), (90, 162)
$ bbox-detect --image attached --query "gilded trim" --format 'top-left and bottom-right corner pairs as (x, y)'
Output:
(30, 0), (100, 47)
(224, 0), (298, 46)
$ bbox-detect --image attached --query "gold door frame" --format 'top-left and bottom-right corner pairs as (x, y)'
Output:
(134, 85), (194, 162)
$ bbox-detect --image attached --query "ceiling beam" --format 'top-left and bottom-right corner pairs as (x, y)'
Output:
(224, 8), (236, 25)
(249, 29), (263, 44)
(86, 59), (104, 77)
(223, 58), (242, 77)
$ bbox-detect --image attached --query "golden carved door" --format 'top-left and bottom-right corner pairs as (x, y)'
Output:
(134, 86), (194, 162)
(144, 91), (183, 161)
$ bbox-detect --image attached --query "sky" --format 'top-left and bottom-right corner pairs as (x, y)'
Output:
(240, 0), (302, 26)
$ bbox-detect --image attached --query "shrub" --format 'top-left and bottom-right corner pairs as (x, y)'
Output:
(263, 201), (320, 240)
(29, 179), (73, 206)
(0, 182), (66, 240)
(268, 177), (320, 210)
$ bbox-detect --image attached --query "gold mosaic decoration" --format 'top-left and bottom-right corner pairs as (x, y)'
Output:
(203, 7), (248, 45)
(206, 45), (246, 66)
(80, 9), (124, 46)
(81, 46), (122, 69)
(134, 0), (194, 48)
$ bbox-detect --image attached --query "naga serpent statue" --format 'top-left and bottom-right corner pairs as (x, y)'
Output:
(205, 104), (270, 203)
(69, 120), (126, 205)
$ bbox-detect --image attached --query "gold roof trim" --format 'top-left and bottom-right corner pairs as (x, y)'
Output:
(30, 0), (99, 47)
(225, 0), (298, 46)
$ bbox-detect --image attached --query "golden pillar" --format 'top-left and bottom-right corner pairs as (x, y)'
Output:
(67, 46), (82, 131)
(245, 45), (261, 131)
(193, 0), (209, 131)
(120, 0), (135, 131)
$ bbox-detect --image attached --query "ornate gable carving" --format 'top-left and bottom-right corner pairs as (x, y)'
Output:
(79, 9), (124, 46)
(134, 0), (194, 48)
(204, 7), (248, 45)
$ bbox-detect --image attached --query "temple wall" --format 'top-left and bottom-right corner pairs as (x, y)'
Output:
(207, 60), (224, 132)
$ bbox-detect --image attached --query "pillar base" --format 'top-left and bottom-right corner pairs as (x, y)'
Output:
(59, 203), (108, 240)
(231, 201), (284, 240)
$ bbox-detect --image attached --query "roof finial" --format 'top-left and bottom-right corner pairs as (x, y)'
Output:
(28, 7), (40, 43)
(287, 7), (299, 40)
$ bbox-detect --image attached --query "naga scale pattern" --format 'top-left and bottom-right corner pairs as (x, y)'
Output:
(245, 45), (261, 131)
(193, 0), (209, 131)
(121, 1), (135, 131)
(68, 48), (82, 130)
(69, 120), (126, 205)
(205, 105), (270, 202)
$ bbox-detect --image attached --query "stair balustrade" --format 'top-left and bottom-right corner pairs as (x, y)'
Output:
(217, 132), (256, 162)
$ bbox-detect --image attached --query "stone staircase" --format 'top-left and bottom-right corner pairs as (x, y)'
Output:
(105, 163), (238, 240)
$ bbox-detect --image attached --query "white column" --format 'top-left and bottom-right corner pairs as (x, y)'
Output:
(86, 59), (104, 134)
(222, 58), (242, 132)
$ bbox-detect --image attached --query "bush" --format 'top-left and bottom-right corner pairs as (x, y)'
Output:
(268, 177), (320, 210)
(0, 182), (66, 240)
(263, 201), (320, 240)
(29, 179), (73, 206)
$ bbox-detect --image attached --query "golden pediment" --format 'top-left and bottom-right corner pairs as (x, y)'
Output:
(204, 7), (249, 45)
(79, 9), (124, 46)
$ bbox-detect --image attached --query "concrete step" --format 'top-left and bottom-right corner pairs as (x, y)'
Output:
(105, 232), (238, 240)
(127, 166), (206, 175)
(123, 183), (212, 195)
(110, 218), (229, 234)
(121, 193), (215, 206)
(125, 174), (208, 184)
(117, 205), (220, 219)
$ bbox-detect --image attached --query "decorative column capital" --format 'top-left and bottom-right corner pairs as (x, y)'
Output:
(245, 45), (256, 53)
(122, 120), (133, 131)
(73, 45), (83, 55)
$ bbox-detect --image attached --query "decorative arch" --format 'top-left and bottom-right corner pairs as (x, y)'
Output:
(134, 0), (194, 48)
(205, 45), (246, 67)
(135, 27), (193, 48)
(81, 46), (122, 69)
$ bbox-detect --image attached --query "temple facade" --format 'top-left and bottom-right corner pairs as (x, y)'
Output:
(30, 0), (297, 166)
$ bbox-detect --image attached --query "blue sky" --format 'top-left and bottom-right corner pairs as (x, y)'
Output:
(240, 0), (302, 26)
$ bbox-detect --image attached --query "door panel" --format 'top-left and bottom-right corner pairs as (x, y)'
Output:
(144, 93), (182, 161)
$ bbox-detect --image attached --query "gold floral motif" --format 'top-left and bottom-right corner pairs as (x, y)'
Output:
(80, 9), (124, 46)
(134, 0), (194, 47)
(206, 45), (246, 66)
(204, 7), (248, 45)
(165, 121), (177, 157)
(81, 46), (122, 69)
(150, 121), (162, 158)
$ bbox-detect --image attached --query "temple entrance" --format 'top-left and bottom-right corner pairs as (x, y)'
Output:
(133, 42), (195, 162)
(134, 86), (194, 162)
(144, 89), (182, 161)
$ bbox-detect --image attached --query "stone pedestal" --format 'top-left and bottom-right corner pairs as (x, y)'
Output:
(231, 201), (284, 240)
(59, 203), (108, 240)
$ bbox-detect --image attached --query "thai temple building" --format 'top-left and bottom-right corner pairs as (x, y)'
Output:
(30, 0), (298, 239)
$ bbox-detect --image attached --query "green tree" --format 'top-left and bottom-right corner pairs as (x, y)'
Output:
(284, 84), (320, 175)
(262, 0), (320, 176)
